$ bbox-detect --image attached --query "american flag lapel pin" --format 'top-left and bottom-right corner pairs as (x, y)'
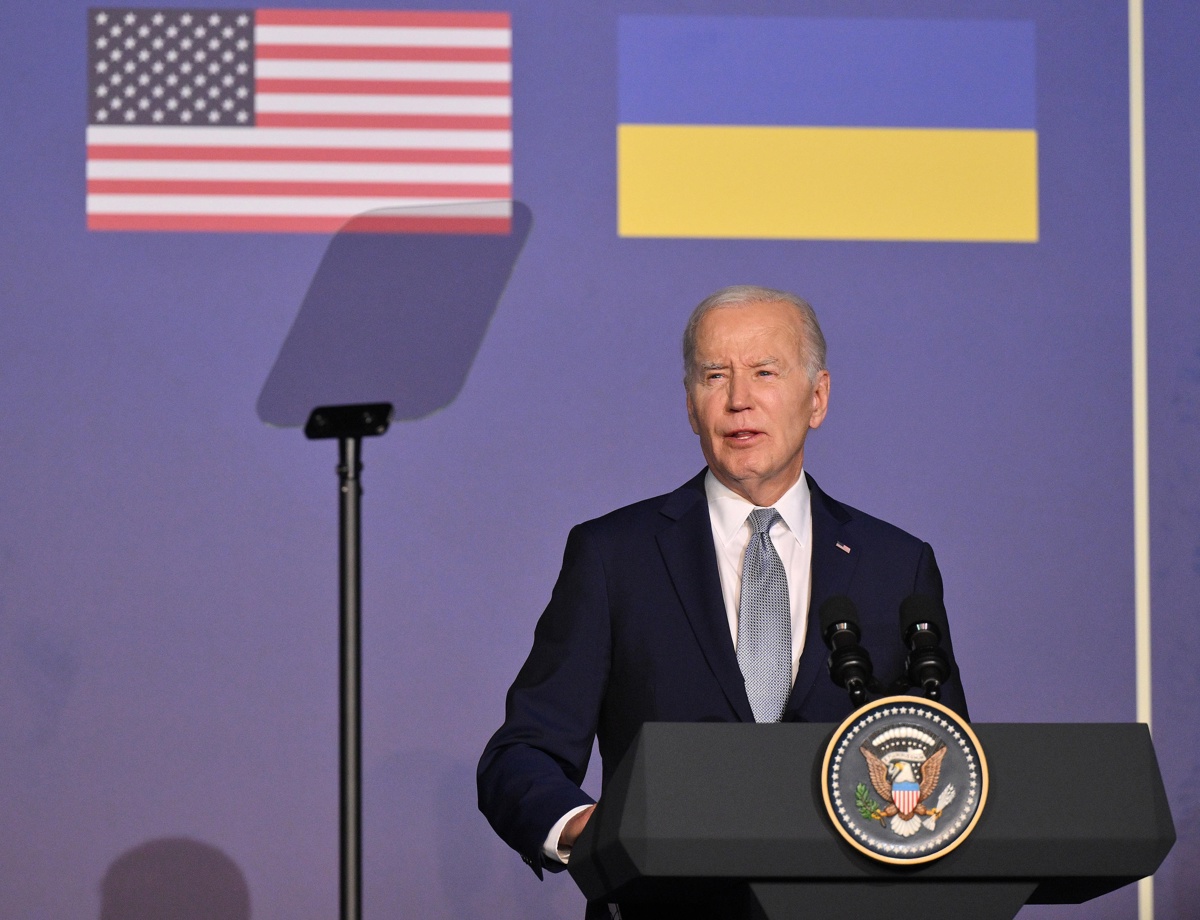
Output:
(835, 541), (851, 554)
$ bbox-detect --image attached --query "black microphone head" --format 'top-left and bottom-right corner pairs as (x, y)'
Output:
(820, 595), (874, 703)
(899, 593), (952, 697)
(899, 594), (947, 641)
(819, 595), (860, 637)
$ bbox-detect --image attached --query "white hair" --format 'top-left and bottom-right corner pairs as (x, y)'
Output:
(682, 285), (827, 385)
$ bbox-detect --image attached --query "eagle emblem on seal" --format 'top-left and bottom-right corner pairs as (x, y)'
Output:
(858, 725), (958, 837)
(822, 698), (987, 864)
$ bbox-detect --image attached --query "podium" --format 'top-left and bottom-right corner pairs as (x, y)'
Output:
(568, 723), (1174, 920)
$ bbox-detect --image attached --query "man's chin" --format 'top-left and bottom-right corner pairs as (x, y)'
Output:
(710, 464), (765, 494)
(711, 460), (805, 504)
(713, 456), (767, 483)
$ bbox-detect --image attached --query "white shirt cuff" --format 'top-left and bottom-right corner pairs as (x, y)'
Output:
(541, 804), (594, 864)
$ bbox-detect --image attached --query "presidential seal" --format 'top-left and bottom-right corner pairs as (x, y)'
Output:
(821, 696), (987, 865)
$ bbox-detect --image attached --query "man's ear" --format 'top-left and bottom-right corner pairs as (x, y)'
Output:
(686, 386), (700, 435)
(809, 370), (831, 430)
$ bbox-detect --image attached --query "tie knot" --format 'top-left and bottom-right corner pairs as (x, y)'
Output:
(747, 507), (781, 536)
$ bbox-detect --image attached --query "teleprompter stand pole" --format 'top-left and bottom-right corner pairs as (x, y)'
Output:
(305, 403), (393, 920)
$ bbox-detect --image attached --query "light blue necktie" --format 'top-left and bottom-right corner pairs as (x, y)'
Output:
(737, 508), (792, 722)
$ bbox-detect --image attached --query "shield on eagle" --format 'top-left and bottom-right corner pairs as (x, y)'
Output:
(892, 780), (920, 816)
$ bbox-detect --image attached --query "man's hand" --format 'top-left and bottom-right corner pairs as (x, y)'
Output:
(560, 803), (596, 850)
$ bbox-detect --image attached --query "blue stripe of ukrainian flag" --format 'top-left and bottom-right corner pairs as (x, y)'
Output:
(617, 16), (1038, 242)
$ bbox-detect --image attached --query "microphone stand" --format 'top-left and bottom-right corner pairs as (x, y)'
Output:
(305, 403), (393, 920)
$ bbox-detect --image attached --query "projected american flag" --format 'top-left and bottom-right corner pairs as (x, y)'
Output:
(85, 8), (513, 233)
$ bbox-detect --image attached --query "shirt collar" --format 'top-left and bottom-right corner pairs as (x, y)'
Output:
(704, 469), (811, 548)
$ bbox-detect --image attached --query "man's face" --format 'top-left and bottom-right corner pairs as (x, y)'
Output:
(686, 300), (830, 506)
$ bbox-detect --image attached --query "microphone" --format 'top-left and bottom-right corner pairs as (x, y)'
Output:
(899, 594), (953, 700)
(819, 595), (874, 706)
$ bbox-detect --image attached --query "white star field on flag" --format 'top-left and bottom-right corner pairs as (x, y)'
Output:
(89, 9), (255, 127)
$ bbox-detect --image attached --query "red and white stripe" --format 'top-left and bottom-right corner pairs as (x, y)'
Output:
(893, 786), (920, 816)
(86, 9), (512, 233)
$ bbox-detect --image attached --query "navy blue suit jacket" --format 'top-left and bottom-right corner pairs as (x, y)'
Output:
(477, 470), (969, 874)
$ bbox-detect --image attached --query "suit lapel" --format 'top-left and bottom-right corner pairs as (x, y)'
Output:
(657, 473), (755, 723)
(787, 474), (859, 714)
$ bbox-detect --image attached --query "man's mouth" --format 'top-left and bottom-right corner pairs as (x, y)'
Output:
(724, 429), (762, 442)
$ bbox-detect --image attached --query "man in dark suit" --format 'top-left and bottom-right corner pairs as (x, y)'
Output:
(477, 285), (969, 900)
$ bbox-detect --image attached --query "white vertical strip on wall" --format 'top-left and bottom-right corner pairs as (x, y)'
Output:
(1128, 0), (1153, 918)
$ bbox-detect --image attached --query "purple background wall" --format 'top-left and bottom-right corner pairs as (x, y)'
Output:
(0, 1), (1195, 918)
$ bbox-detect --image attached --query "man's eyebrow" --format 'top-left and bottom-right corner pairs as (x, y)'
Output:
(698, 357), (782, 370)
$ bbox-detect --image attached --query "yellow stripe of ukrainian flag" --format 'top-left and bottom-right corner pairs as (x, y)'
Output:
(617, 124), (1038, 242)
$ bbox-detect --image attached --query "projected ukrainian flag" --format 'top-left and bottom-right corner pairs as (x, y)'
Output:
(617, 16), (1038, 242)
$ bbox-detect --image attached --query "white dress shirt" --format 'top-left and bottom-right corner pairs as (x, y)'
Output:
(544, 470), (814, 864)
(703, 469), (813, 681)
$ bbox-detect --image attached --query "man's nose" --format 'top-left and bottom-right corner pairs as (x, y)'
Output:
(726, 372), (752, 410)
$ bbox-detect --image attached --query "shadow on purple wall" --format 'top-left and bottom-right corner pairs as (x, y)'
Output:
(0, 612), (78, 748)
(99, 837), (250, 920)
(257, 201), (533, 428)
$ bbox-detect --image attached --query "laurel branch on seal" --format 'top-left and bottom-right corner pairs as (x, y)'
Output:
(855, 783), (881, 820)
